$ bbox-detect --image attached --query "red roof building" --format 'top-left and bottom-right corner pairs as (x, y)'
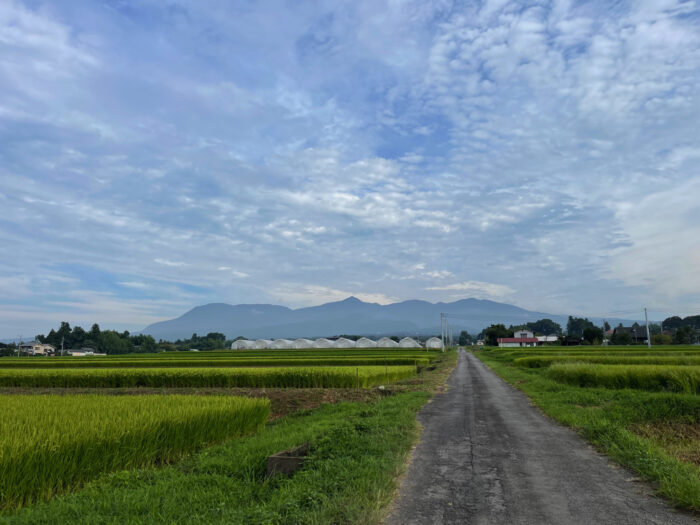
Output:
(496, 337), (540, 347)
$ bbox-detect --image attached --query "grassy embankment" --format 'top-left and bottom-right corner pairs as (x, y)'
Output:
(1, 350), (458, 524)
(475, 346), (700, 511)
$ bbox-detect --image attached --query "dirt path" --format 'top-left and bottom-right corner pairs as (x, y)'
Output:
(386, 350), (697, 525)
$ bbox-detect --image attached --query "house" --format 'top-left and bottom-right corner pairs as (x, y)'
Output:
(497, 336), (539, 348)
(19, 341), (55, 356)
(613, 325), (648, 343)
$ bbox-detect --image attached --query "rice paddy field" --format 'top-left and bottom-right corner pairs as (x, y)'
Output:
(0, 395), (270, 510)
(475, 345), (700, 510)
(0, 346), (446, 518)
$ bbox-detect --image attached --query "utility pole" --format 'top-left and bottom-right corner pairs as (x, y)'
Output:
(61, 336), (64, 356)
(440, 313), (445, 352)
(644, 307), (651, 349)
(17, 334), (22, 357)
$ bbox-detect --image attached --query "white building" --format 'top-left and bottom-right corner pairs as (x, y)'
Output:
(19, 341), (55, 356)
(376, 337), (399, 348)
(355, 337), (377, 348)
(293, 338), (315, 349)
(513, 329), (534, 339)
(272, 339), (294, 349)
(253, 339), (273, 349)
(537, 335), (558, 343)
(315, 338), (335, 348)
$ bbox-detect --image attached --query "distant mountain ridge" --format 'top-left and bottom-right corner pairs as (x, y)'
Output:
(142, 297), (638, 341)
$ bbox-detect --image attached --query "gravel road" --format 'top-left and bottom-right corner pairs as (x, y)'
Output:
(386, 350), (697, 525)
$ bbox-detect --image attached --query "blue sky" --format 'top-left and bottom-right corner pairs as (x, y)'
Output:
(1, 0), (699, 337)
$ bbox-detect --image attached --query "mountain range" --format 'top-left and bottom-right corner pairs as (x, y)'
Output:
(142, 297), (638, 341)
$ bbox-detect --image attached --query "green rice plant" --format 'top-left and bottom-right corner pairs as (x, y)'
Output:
(0, 365), (416, 388)
(0, 356), (430, 369)
(547, 363), (700, 394)
(515, 355), (700, 368)
(0, 394), (269, 510)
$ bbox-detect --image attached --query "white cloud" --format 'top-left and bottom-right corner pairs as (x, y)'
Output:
(426, 281), (516, 299)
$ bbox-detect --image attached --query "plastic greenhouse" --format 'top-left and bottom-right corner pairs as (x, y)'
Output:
(272, 339), (294, 349)
(314, 338), (335, 348)
(355, 337), (377, 348)
(293, 338), (315, 349)
(231, 339), (255, 350)
(425, 337), (443, 349)
(253, 339), (273, 349)
(376, 337), (399, 348)
(334, 337), (356, 348)
(398, 337), (421, 348)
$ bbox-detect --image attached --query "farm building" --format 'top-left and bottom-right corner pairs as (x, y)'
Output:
(254, 339), (273, 349)
(425, 337), (443, 349)
(315, 338), (335, 348)
(231, 339), (255, 350)
(398, 337), (421, 348)
(293, 338), (315, 349)
(272, 339), (294, 349)
(497, 337), (539, 348)
(355, 337), (377, 348)
(377, 337), (399, 348)
(334, 337), (356, 348)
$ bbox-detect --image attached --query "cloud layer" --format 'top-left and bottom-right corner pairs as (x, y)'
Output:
(1, 0), (699, 336)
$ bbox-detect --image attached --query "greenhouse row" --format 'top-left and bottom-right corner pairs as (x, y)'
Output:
(231, 336), (444, 350)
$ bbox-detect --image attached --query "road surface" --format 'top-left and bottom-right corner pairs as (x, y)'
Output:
(386, 350), (697, 525)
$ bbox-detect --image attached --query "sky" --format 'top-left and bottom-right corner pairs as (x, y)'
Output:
(1, 0), (699, 338)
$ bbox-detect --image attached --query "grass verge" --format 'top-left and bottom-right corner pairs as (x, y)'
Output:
(475, 348), (700, 512)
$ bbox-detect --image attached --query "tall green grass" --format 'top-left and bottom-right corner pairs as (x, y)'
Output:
(516, 355), (700, 368)
(0, 395), (269, 510)
(0, 365), (416, 388)
(548, 363), (700, 394)
(0, 357), (430, 369)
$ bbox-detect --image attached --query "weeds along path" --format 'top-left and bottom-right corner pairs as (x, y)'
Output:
(386, 350), (696, 525)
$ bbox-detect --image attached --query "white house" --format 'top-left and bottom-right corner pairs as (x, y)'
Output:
(19, 341), (55, 356)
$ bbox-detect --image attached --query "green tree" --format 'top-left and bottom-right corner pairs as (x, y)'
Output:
(566, 316), (595, 338)
(526, 319), (562, 335)
(458, 331), (472, 346)
(611, 331), (633, 345)
(651, 334), (672, 345)
(673, 326), (696, 345)
(582, 326), (604, 344)
(603, 321), (611, 331)
(484, 324), (509, 346)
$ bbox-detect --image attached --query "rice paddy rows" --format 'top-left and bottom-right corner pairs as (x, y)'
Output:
(515, 355), (700, 368)
(0, 394), (270, 510)
(0, 365), (417, 388)
(0, 356), (432, 369)
(547, 363), (700, 394)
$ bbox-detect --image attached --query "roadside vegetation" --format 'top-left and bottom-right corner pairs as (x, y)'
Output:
(0, 348), (458, 523)
(475, 346), (700, 511)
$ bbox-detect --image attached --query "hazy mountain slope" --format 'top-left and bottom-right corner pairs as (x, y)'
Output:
(142, 296), (636, 341)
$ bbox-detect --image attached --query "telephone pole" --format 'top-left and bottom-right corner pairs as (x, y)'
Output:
(440, 313), (445, 352)
(644, 307), (651, 349)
